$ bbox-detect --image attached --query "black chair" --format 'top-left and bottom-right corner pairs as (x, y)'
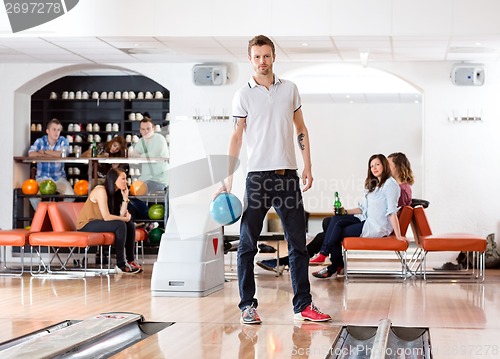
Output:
(411, 198), (429, 209)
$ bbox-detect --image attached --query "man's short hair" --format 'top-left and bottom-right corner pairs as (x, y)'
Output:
(47, 118), (61, 129)
(248, 35), (275, 56)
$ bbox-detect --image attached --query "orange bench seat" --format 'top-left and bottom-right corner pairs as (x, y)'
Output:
(419, 233), (486, 252)
(343, 236), (409, 252)
(342, 206), (413, 280)
(29, 231), (105, 247)
(0, 202), (52, 276)
(29, 202), (110, 276)
(411, 206), (486, 281)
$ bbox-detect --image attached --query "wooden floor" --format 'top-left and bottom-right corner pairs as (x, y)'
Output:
(1, 261), (500, 358)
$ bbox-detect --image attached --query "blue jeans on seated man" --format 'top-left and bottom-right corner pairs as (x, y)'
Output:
(237, 170), (312, 314)
(319, 215), (364, 273)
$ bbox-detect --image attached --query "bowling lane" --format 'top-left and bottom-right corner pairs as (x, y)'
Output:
(112, 322), (343, 359)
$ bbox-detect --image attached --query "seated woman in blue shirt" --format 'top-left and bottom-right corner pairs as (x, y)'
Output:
(257, 152), (414, 273)
(312, 153), (404, 279)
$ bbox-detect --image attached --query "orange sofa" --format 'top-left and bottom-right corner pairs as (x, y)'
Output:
(29, 202), (109, 276)
(0, 202), (52, 276)
(342, 205), (413, 280)
(411, 206), (487, 281)
(29, 202), (147, 275)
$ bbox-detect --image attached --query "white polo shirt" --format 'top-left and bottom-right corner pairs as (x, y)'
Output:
(232, 75), (301, 172)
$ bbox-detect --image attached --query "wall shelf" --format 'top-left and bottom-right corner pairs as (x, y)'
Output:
(30, 75), (170, 183)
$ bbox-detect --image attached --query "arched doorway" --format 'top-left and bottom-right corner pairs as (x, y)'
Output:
(282, 64), (422, 216)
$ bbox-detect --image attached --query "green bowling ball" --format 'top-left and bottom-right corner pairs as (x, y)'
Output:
(148, 227), (165, 245)
(148, 204), (165, 220)
(39, 179), (57, 195)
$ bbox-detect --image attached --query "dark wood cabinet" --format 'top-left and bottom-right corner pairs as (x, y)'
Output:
(30, 75), (170, 183)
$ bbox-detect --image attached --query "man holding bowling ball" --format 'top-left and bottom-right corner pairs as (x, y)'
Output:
(215, 35), (331, 325)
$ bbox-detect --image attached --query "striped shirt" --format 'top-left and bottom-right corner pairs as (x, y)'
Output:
(28, 135), (69, 180)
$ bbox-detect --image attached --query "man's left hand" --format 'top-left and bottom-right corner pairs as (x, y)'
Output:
(301, 169), (313, 192)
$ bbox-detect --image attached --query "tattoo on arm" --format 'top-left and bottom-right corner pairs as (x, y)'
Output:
(297, 133), (305, 150)
(233, 117), (245, 130)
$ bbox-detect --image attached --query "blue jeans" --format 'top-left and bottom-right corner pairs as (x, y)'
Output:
(79, 220), (136, 267)
(237, 170), (312, 313)
(319, 215), (363, 273)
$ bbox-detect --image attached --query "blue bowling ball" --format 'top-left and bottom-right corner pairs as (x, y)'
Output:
(210, 193), (242, 225)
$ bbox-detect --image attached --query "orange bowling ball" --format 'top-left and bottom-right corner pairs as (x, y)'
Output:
(130, 180), (148, 196)
(74, 179), (89, 196)
(21, 179), (39, 195)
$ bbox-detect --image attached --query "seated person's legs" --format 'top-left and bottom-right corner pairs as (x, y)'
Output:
(310, 215), (361, 265)
(257, 219), (329, 271)
(313, 221), (363, 278)
(56, 177), (75, 202)
(124, 220), (137, 263)
(322, 216), (332, 232)
(144, 179), (166, 193)
(320, 216), (361, 256)
(79, 219), (131, 271)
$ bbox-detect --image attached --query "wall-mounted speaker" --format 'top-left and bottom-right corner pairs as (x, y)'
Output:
(192, 64), (228, 86)
(451, 64), (484, 86)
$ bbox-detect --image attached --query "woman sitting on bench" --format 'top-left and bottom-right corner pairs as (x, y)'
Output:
(311, 154), (404, 279)
(77, 168), (142, 274)
(257, 152), (414, 274)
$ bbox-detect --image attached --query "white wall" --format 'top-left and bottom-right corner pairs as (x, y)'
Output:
(377, 62), (500, 238)
(1, 0), (500, 249)
(300, 101), (422, 212)
(2, 60), (499, 242)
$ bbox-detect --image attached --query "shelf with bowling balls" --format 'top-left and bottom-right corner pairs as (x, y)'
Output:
(19, 178), (90, 197)
(128, 200), (166, 246)
(126, 184), (166, 247)
(17, 177), (167, 251)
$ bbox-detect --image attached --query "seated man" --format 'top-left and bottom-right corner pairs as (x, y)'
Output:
(28, 118), (74, 208)
(129, 115), (169, 222)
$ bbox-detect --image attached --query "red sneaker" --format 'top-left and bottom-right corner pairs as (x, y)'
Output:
(309, 253), (327, 265)
(127, 260), (143, 272)
(294, 303), (331, 322)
